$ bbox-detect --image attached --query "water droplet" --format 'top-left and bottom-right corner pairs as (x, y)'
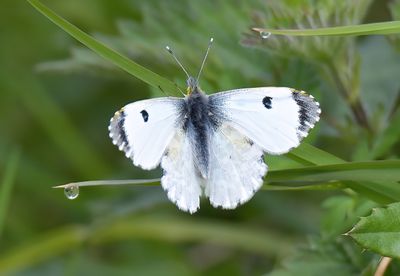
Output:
(260, 31), (271, 39)
(64, 184), (79, 200)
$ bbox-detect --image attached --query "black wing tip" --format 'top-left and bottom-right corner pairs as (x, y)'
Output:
(290, 89), (321, 140)
(109, 108), (133, 158)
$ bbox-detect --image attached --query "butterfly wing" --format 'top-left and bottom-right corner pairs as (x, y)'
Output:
(209, 87), (321, 154)
(204, 87), (320, 208)
(161, 130), (202, 213)
(205, 124), (267, 209)
(109, 97), (183, 170)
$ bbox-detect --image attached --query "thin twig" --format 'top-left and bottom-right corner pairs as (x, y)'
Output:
(374, 257), (392, 276)
(53, 179), (161, 189)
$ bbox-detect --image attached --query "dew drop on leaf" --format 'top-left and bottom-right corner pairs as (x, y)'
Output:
(260, 31), (271, 39)
(64, 184), (79, 200)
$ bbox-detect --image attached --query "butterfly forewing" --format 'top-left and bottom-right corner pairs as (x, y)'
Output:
(109, 98), (183, 170)
(210, 87), (321, 155)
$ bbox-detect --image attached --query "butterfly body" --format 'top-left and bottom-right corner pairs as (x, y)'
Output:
(180, 81), (216, 179)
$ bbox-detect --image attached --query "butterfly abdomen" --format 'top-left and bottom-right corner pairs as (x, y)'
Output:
(181, 87), (221, 179)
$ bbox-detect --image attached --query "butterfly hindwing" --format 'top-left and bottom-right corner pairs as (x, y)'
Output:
(109, 97), (183, 170)
(161, 130), (202, 213)
(210, 87), (321, 154)
(205, 124), (267, 209)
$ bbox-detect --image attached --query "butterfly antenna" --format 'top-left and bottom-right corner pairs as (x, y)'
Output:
(196, 37), (213, 82)
(165, 45), (190, 79)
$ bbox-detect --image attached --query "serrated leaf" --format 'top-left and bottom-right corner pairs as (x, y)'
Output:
(348, 202), (400, 258)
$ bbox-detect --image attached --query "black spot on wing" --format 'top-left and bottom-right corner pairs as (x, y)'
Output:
(262, 96), (272, 109)
(140, 110), (149, 122)
(291, 90), (321, 139)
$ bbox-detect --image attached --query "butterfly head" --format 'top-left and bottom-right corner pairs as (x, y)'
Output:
(186, 76), (199, 95)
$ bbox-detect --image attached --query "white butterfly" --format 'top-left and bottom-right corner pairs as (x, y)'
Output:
(109, 39), (321, 213)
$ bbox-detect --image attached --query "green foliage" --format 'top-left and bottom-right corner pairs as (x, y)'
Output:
(28, 0), (179, 96)
(0, 0), (399, 275)
(0, 149), (20, 238)
(269, 195), (380, 275)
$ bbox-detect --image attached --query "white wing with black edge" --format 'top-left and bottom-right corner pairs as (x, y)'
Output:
(109, 97), (183, 170)
(209, 87), (321, 154)
(205, 124), (267, 209)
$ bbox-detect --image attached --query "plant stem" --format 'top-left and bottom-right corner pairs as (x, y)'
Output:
(374, 257), (392, 276)
(325, 61), (371, 131)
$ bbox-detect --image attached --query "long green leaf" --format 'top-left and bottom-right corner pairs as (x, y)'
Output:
(27, 0), (179, 96)
(268, 160), (400, 183)
(0, 149), (20, 238)
(263, 181), (345, 191)
(253, 20), (400, 36)
(288, 145), (400, 203)
(344, 181), (397, 204)
(348, 202), (400, 258)
(287, 143), (344, 166)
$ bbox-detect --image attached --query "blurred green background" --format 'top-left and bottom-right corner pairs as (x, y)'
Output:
(1, 0), (399, 275)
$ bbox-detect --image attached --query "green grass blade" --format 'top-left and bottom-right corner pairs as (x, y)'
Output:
(268, 160), (400, 183)
(345, 181), (400, 204)
(27, 0), (179, 96)
(286, 144), (400, 202)
(287, 143), (344, 166)
(263, 181), (345, 191)
(253, 20), (400, 36)
(53, 178), (160, 188)
(0, 149), (20, 239)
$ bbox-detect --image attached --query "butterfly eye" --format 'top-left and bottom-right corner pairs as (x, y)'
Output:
(262, 96), (272, 109)
(140, 110), (149, 122)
